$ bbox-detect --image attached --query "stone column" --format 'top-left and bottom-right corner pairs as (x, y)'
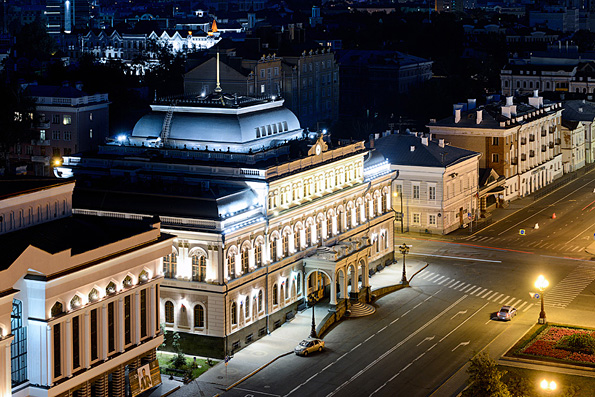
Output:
(84, 311), (91, 369)
(134, 291), (141, 345)
(118, 298), (124, 352)
(46, 325), (53, 386)
(149, 285), (156, 338)
(330, 272), (337, 306)
(101, 305), (108, 360)
(65, 319), (72, 378)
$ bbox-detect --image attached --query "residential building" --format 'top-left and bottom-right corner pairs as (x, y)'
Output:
(54, 88), (395, 357)
(0, 178), (174, 397)
(19, 83), (109, 176)
(562, 99), (595, 163)
(428, 92), (564, 202)
(372, 131), (480, 235)
(529, 7), (580, 33)
(561, 119), (586, 172)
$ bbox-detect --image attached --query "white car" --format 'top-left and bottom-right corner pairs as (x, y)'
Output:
(294, 338), (325, 356)
(497, 306), (517, 321)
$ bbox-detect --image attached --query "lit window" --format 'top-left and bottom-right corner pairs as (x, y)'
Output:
(63, 115), (71, 125)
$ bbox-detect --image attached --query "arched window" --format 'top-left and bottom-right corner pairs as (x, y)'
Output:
(271, 238), (278, 262)
(194, 305), (204, 328)
(281, 284), (285, 301)
(245, 298), (249, 318)
(123, 275), (133, 288)
(165, 301), (174, 324)
(51, 302), (64, 317)
(70, 295), (82, 310)
(192, 255), (206, 282)
(258, 290), (263, 312)
(297, 274), (301, 295)
(294, 229), (301, 251)
(327, 216), (332, 237)
(382, 194), (387, 212)
(306, 226), (311, 246)
(88, 288), (99, 302)
(227, 254), (236, 279)
(337, 211), (343, 232)
(241, 248), (249, 274)
(255, 243), (262, 267)
(282, 233), (289, 257)
(273, 284), (278, 305)
(106, 281), (117, 295)
(231, 302), (237, 325)
(163, 253), (177, 279)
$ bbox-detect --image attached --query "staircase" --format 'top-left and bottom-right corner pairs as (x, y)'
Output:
(160, 101), (176, 145)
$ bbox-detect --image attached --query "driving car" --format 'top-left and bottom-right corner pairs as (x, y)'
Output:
(294, 338), (325, 356)
(497, 306), (517, 321)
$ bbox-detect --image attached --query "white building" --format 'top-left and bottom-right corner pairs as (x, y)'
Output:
(562, 99), (595, 164)
(55, 88), (396, 357)
(372, 131), (480, 234)
(0, 179), (174, 397)
(561, 120), (586, 173)
(429, 92), (564, 202)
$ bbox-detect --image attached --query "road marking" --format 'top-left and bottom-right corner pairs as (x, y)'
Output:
(512, 299), (523, 308)
(517, 302), (528, 311)
(378, 326), (387, 334)
(321, 295), (468, 397)
(439, 301), (490, 343)
(450, 310), (468, 320)
(445, 279), (457, 287)
(402, 310), (411, 317)
(410, 253), (502, 263)
(463, 285), (477, 293)
(412, 302), (424, 310)
(452, 341), (470, 352)
(493, 293), (504, 302)
(450, 281), (462, 289)
(413, 352), (426, 361)
(481, 290), (492, 299)
(234, 388), (281, 397)
(364, 335), (374, 343)
(420, 272), (433, 280)
(470, 287), (483, 295)
(438, 278), (450, 285)
(487, 292), (499, 300)
(523, 304), (534, 312)
(428, 274), (441, 282)
(505, 297), (517, 306)
(434, 276), (446, 283)
(417, 335), (435, 346)
(485, 319), (492, 324)
(390, 318), (400, 325)
(349, 343), (362, 353)
(499, 295), (509, 304)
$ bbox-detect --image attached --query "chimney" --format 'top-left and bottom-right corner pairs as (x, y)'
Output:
(476, 109), (483, 124)
(510, 105), (517, 117)
(528, 89), (543, 109)
(421, 136), (429, 146)
(506, 96), (514, 106)
(439, 139), (445, 148)
(467, 98), (477, 110)
(454, 109), (461, 123)
(410, 145), (415, 152)
(579, 107), (584, 113)
(502, 106), (511, 118)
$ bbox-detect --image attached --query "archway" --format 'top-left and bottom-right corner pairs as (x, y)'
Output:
(306, 270), (331, 302)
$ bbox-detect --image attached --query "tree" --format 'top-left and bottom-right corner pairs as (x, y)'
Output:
(13, 18), (56, 60)
(171, 332), (186, 369)
(462, 352), (510, 397)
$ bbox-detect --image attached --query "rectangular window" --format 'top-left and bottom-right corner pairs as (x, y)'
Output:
(53, 323), (61, 377)
(124, 295), (131, 345)
(413, 213), (421, 224)
(413, 184), (420, 199)
(260, 84), (265, 93)
(429, 186), (436, 200)
(72, 316), (80, 369)
(90, 309), (98, 361)
(492, 153), (499, 163)
(274, 67), (279, 76)
(108, 302), (115, 353)
(429, 215), (437, 226)
(140, 289), (147, 338)
(63, 131), (71, 141)
(492, 137), (499, 145)
(52, 131), (60, 140)
(260, 69), (265, 78)
(52, 115), (60, 124)
(89, 129), (93, 138)
(89, 113), (93, 121)
(63, 115), (71, 125)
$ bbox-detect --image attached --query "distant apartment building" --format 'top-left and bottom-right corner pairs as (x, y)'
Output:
(46, 0), (94, 36)
(429, 92), (564, 202)
(529, 7), (579, 33)
(184, 47), (339, 130)
(336, 50), (432, 120)
(562, 99), (595, 163)
(17, 83), (109, 176)
(0, 178), (174, 397)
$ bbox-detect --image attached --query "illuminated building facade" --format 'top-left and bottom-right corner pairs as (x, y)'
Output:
(0, 179), (174, 397)
(429, 92), (564, 203)
(55, 89), (395, 357)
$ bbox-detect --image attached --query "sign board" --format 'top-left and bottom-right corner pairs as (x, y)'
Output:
(534, 293), (540, 300)
(129, 359), (161, 397)
(519, 229), (525, 235)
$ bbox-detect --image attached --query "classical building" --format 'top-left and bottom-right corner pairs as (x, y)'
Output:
(0, 178), (174, 397)
(14, 83), (109, 176)
(428, 92), (564, 202)
(372, 131), (480, 234)
(562, 99), (595, 164)
(54, 88), (395, 357)
(561, 120), (586, 173)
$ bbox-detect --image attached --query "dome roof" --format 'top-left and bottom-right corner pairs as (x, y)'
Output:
(131, 101), (301, 145)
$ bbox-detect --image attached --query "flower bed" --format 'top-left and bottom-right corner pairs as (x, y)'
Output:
(518, 325), (595, 367)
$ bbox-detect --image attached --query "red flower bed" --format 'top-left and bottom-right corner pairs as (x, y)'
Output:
(521, 326), (595, 365)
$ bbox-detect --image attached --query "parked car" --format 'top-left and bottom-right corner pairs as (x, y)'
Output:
(497, 306), (517, 321)
(294, 338), (325, 356)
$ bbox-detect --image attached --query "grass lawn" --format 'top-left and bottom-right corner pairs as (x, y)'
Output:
(157, 351), (217, 379)
(499, 366), (595, 397)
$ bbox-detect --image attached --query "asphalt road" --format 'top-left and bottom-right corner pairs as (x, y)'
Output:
(220, 239), (595, 397)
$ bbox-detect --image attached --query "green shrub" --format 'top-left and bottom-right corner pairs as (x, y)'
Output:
(556, 334), (595, 355)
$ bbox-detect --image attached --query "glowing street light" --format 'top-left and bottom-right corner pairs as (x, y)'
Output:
(535, 275), (549, 324)
(398, 243), (411, 285)
(540, 379), (557, 392)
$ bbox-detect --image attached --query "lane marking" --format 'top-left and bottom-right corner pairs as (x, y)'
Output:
(321, 295), (468, 397)
(500, 295), (510, 304)
(481, 290), (492, 299)
(416, 335), (435, 347)
(390, 318), (400, 325)
(438, 278), (450, 285)
(452, 341), (470, 352)
(434, 276), (446, 283)
(523, 304), (534, 312)
(439, 301), (490, 343)
(378, 326), (387, 334)
(487, 291), (499, 300)
(412, 302), (424, 310)
(568, 221), (595, 243)
(410, 253), (501, 263)
(450, 281), (462, 289)
(450, 310), (468, 320)
(402, 310), (411, 317)
(517, 302), (528, 311)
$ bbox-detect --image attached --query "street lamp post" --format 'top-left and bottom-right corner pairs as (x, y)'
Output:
(535, 275), (549, 324)
(398, 243), (411, 285)
(393, 192), (404, 233)
(309, 293), (317, 338)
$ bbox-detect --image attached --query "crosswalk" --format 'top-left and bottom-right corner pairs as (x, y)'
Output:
(417, 272), (534, 313)
(460, 235), (585, 253)
(544, 265), (595, 308)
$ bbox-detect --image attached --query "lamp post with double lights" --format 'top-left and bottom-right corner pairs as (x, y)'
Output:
(535, 275), (549, 324)
(398, 243), (411, 285)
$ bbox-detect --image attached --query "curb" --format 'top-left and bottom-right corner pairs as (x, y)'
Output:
(161, 386), (181, 397)
(224, 351), (293, 391)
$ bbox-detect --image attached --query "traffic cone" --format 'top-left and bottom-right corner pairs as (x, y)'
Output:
(534, 223), (540, 229)
(552, 213), (556, 219)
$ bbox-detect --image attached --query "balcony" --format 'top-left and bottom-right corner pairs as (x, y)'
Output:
(33, 121), (51, 129)
(31, 139), (50, 146)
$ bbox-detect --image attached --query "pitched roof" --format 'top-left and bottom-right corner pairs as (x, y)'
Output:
(373, 133), (479, 168)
